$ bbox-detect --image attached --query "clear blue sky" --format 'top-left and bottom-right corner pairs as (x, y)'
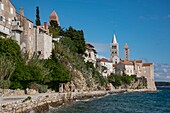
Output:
(11, 0), (170, 65)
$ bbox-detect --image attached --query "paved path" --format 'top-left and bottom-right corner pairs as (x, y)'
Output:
(0, 93), (57, 104)
(0, 89), (128, 105)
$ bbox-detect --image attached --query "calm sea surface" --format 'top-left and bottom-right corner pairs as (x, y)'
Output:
(47, 87), (170, 113)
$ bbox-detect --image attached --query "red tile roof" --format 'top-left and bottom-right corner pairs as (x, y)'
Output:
(113, 64), (116, 67)
(130, 60), (143, 63)
(120, 61), (133, 65)
(50, 11), (59, 21)
(98, 58), (112, 63)
(124, 43), (129, 49)
(142, 63), (153, 67)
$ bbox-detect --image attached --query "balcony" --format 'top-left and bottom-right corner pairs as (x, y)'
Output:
(12, 25), (23, 32)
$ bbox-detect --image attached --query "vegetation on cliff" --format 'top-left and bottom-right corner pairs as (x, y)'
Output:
(108, 73), (147, 89)
(0, 19), (148, 92)
(0, 20), (107, 91)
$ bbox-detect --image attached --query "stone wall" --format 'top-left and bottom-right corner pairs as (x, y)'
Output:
(0, 89), (38, 97)
(0, 91), (107, 113)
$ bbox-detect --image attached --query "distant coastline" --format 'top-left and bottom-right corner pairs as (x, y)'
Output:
(155, 82), (170, 86)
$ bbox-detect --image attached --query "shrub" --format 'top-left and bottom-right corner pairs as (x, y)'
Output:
(29, 82), (40, 91)
(108, 74), (121, 87)
(121, 75), (133, 85)
(10, 82), (23, 89)
(0, 80), (11, 89)
(39, 85), (48, 93)
(0, 37), (22, 63)
(28, 83), (48, 93)
(0, 55), (15, 81)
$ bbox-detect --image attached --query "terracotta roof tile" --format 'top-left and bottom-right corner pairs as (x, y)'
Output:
(142, 63), (153, 67)
(120, 61), (133, 65)
(124, 43), (129, 49)
(130, 60), (143, 63)
(50, 11), (59, 21)
(113, 64), (116, 67)
(98, 58), (112, 63)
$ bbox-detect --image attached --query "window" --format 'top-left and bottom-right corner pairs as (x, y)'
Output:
(10, 8), (13, 14)
(38, 51), (41, 55)
(89, 53), (91, 58)
(112, 46), (116, 49)
(1, 3), (4, 10)
(0, 16), (3, 21)
(16, 21), (20, 26)
(137, 66), (139, 70)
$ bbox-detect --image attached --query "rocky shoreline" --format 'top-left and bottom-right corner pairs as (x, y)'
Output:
(0, 89), (157, 113)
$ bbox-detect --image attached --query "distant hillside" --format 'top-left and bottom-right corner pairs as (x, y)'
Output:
(155, 82), (170, 86)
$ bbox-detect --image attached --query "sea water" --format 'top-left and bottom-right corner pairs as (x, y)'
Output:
(47, 87), (170, 113)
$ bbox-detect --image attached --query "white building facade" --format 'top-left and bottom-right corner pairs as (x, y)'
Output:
(84, 43), (97, 67)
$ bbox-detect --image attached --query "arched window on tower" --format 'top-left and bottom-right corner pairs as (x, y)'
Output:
(89, 53), (91, 58)
(115, 59), (117, 64)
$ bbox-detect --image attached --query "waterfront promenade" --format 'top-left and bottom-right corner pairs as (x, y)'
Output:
(0, 89), (156, 113)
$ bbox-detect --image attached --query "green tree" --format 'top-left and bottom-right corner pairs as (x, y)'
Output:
(0, 37), (22, 63)
(0, 55), (15, 81)
(64, 26), (86, 54)
(108, 74), (121, 87)
(35, 6), (41, 26)
(49, 20), (64, 37)
(50, 20), (59, 29)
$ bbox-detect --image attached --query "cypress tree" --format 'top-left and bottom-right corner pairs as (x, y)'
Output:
(35, 6), (41, 26)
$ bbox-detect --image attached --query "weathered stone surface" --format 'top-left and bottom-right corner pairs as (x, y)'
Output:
(27, 89), (38, 95)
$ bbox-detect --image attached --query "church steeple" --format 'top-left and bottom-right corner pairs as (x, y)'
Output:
(110, 34), (120, 64)
(49, 10), (60, 26)
(124, 43), (130, 61)
(112, 34), (117, 44)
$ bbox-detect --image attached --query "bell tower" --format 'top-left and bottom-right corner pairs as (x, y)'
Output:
(110, 34), (120, 64)
(124, 43), (130, 61)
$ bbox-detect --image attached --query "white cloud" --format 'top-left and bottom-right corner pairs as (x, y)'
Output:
(155, 73), (160, 77)
(154, 63), (170, 82)
(96, 54), (110, 60)
(96, 55), (105, 58)
(90, 42), (109, 53)
(166, 76), (170, 79)
(163, 68), (168, 73)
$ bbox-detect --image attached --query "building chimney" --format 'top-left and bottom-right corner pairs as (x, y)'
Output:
(44, 22), (47, 29)
(20, 8), (24, 16)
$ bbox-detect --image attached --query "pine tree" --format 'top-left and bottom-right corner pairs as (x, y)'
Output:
(35, 6), (41, 26)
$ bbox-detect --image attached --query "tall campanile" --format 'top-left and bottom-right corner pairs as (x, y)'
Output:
(110, 34), (120, 64)
(124, 43), (130, 61)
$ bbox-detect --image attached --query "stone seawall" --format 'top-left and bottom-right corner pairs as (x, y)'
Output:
(0, 91), (109, 113)
(0, 89), (157, 113)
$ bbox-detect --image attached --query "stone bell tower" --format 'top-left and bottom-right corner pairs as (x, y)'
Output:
(110, 34), (120, 64)
(124, 43), (130, 61)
